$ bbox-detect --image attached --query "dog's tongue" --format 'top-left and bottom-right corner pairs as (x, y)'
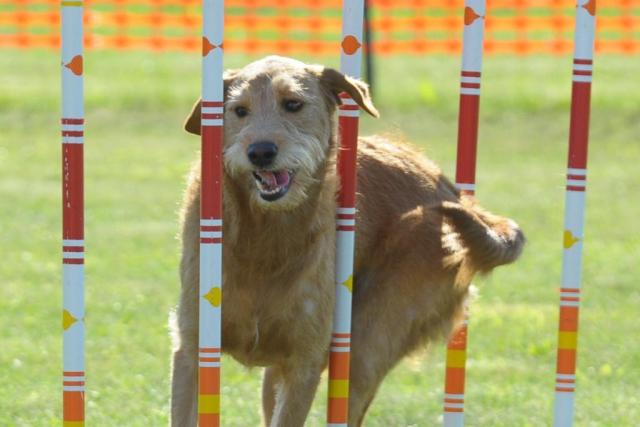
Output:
(257, 170), (290, 189)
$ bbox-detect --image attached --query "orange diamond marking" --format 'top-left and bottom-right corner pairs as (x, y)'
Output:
(341, 35), (361, 55)
(581, 0), (596, 16)
(202, 37), (222, 56)
(464, 7), (483, 26)
(64, 55), (83, 76)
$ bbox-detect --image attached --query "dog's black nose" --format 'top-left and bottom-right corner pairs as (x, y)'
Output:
(247, 141), (278, 168)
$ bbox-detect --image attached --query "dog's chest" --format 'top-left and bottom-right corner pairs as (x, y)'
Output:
(222, 283), (296, 366)
(219, 281), (328, 366)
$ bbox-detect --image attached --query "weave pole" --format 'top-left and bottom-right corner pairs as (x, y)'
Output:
(552, 1), (596, 425)
(443, 1), (485, 425)
(61, 0), (85, 425)
(198, 0), (224, 425)
(326, 1), (365, 425)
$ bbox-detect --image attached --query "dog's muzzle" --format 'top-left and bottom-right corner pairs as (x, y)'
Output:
(252, 169), (294, 201)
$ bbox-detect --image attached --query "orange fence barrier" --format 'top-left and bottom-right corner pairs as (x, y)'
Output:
(1, 0), (638, 54)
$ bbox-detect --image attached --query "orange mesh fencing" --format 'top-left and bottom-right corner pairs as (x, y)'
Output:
(1, 0), (638, 54)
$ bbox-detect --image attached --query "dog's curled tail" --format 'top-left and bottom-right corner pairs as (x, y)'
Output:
(440, 199), (525, 272)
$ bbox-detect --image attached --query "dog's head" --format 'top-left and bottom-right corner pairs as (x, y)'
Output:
(184, 56), (378, 210)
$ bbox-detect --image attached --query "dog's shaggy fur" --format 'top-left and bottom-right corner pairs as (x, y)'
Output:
(171, 56), (524, 427)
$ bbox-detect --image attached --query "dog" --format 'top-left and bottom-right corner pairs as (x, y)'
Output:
(170, 56), (524, 427)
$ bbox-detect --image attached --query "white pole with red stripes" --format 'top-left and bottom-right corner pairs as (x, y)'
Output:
(198, 0), (224, 425)
(553, 1), (596, 425)
(327, 1), (365, 425)
(443, 1), (485, 426)
(61, 0), (85, 425)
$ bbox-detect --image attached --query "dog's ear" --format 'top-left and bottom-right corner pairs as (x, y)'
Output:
(184, 69), (240, 136)
(311, 66), (379, 118)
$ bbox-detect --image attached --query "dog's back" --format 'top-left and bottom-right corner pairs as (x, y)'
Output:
(355, 134), (523, 277)
(346, 136), (524, 425)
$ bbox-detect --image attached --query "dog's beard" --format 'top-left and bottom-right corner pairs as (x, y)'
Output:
(223, 137), (326, 211)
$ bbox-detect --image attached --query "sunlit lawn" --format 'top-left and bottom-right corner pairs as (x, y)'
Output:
(1, 50), (638, 426)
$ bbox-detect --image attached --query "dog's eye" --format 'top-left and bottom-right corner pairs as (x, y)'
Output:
(283, 99), (304, 113)
(234, 106), (249, 118)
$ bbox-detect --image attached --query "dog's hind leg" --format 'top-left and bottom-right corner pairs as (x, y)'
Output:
(347, 229), (463, 426)
(262, 366), (282, 426)
(347, 315), (404, 427)
(268, 360), (324, 427)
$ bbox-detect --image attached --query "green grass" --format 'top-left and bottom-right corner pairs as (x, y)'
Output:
(1, 50), (639, 426)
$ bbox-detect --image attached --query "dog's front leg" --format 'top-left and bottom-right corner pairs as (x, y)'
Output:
(170, 260), (200, 427)
(170, 342), (198, 426)
(267, 360), (324, 427)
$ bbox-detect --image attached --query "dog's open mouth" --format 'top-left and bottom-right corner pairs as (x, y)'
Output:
(252, 169), (294, 201)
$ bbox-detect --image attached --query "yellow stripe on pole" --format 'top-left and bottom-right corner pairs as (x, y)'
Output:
(558, 331), (578, 350)
(61, 1), (83, 6)
(328, 379), (350, 398)
(63, 422), (85, 427)
(198, 394), (220, 414)
(446, 349), (467, 368)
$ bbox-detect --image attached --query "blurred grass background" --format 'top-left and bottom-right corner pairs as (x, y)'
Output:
(0, 51), (639, 426)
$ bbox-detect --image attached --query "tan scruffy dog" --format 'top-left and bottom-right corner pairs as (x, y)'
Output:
(171, 56), (524, 427)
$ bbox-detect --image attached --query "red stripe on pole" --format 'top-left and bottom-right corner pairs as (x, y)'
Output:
(337, 114), (359, 208)
(461, 70), (481, 77)
(201, 237), (223, 244)
(202, 101), (224, 107)
(573, 59), (593, 65)
(461, 82), (480, 89)
(61, 118), (84, 125)
(201, 125), (224, 219)
(62, 144), (84, 240)
(567, 82), (592, 170)
(455, 95), (480, 187)
(336, 214), (355, 219)
(201, 226), (223, 231)
(62, 130), (83, 137)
